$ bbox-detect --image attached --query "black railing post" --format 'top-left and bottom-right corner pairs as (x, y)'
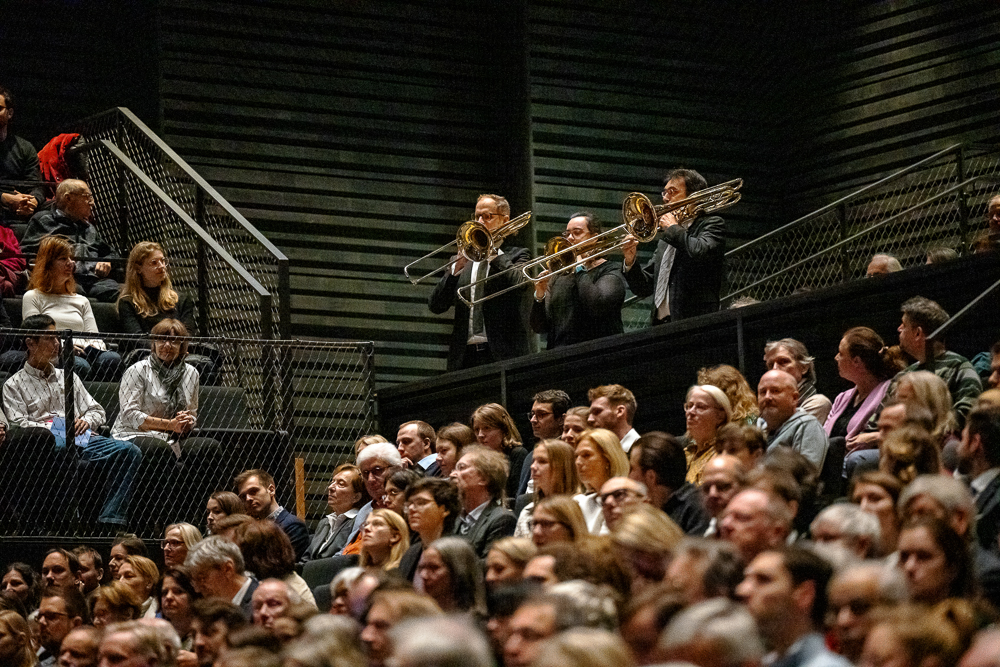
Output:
(736, 313), (746, 376)
(364, 342), (378, 435)
(195, 189), (211, 336)
(838, 203), (850, 282)
(114, 123), (131, 251)
(956, 145), (970, 253)
(62, 330), (76, 432)
(260, 294), (279, 430)
(278, 258), (291, 340)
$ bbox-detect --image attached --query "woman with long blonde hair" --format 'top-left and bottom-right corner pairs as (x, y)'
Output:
(359, 509), (410, 571)
(471, 403), (529, 501)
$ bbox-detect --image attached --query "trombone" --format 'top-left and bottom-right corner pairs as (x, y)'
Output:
(403, 211), (533, 284)
(456, 178), (743, 307)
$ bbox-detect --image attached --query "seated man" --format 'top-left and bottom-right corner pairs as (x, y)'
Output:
(1, 314), (141, 529)
(190, 598), (248, 667)
(0, 85), (44, 223)
(186, 536), (259, 620)
(235, 468), (310, 561)
(865, 253), (902, 277)
(756, 370), (829, 470)
(22, 178), (121, 302)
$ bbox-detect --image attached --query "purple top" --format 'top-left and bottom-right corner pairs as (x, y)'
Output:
(824, 379), (892, 441)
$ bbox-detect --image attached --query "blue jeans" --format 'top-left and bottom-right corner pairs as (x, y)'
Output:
(73, 435), (142, 525)
(843, 448), (880, 482)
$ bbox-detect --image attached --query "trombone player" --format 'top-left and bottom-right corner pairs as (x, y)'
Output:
(622, 168), (727, 324)
(429, 194), (532, 370)
(530, 211), (627, 349)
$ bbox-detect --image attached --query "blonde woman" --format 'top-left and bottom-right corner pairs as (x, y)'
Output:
(573, 428), (630, 534)
(0, 610), (36, 667)
(485, 537), (537, 588)
(514, 439), (579, 537)
(698, 364), (759, 424)
(682, 384), (733, 484)
(359, 509), (410, 571)
(612, 504), (684, 594)
(162, 522), (202, 568)
(471, 403), (528, 500)
(530, 495), (589, 547)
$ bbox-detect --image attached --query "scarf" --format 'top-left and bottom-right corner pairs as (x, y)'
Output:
(798, 378), (818, 406)
(150, 352), (187, 417)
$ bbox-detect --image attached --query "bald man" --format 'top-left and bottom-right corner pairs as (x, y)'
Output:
(756, 370), (829, 470)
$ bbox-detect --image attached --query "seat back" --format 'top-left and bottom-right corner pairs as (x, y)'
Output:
(199, 386), (248, 429)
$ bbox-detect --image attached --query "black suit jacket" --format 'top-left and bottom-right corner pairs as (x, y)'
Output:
(274, 508), (311, 561)
(428, 246), (533, 371)
(624, 214), (725, 323)
(976, 473), (1000, 553)
(303, 512), (355, 562)
(235, 577), (260, 620)
(459, 501), (516, 559)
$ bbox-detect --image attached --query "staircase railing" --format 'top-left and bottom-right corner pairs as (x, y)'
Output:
(64, 107), (291, 341)
(723, 143), (1000, 304)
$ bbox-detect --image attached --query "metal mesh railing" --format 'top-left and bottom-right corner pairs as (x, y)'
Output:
(724, 144), (1000, 304)
(63, 108), (290, 340)
(0, 330), (375, 539)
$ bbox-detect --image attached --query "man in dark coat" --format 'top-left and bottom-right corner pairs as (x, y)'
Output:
(622, 168), (726, 324)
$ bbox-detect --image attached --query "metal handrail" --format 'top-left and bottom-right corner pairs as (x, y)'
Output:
(725, 177), (980, 301)
(725, 143), (965, 258)
(925, 275), (1000, 372)
(100, 139), (274, 339)
(65, 108), (292, 339)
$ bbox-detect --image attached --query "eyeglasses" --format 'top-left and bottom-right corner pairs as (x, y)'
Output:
(476, 212), (501, 222)
(361, 466), (386, 479)
(404, 497), (437, 512)
(528, 410), (553, 420)
(147, 259), (168, 268)
(528, 518), (566, 531)
(684, 402), (718, 413)
(662, 186), (682, 199)
(73, 192), (95, 203)
(161, 539), (185, 549)
(600, 488), (642, 505)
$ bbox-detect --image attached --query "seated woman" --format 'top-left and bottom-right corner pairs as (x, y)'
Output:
(416, 537), (487, 615)
(115, 555), (159, 618)
(399, 478), (461, 581)
(117, 241), (218, 383)
(763, 338), (831, 423)
(111, 318), (222, 526)
(16, 235), (122, 380)
(156, 568), (201, 654)
(697, 364), (759, 425)
(234, 519), (317, 609)
(471, 403), (529, 502)
(359, 509), (410, 573)
(434, 423), (475, 478)
(573, 428), (631, 534)
(682, 385), (733, 484)
(513, 439), (579, 538)
(90, 581), (142, 628)
(162, 522), (203, 569)
(205, 491), (244, 535)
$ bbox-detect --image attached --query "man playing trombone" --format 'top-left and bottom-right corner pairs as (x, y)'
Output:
(622, 168), (727, 324)
(530, 212), (627, 349)
(429, 194), (532, 371)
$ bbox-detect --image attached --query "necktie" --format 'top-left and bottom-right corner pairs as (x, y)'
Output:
(655, 245), (676, 320)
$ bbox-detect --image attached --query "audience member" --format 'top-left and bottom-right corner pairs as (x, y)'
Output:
(58, 625), (101, 667)
(764, 337), (832, 423)
(109, 534), (148, 574)
(234, 468), (310, 561)
(574, 428), (630, 534)
(866, 253), (902, 277)
(587, 384), (640, 451)
(97, 620), (180, 667)
(90, 582), (142, 628)
(530, 495), (588, 547)
(157, 567), (200, 658)
(382, 466), (421, 516)
(70, 547), (103, 593)
(827, 561), (908, 663)
(757, 369), (830, 470)
(250, 578), (298, 633)
(2, 563), (42, 614)
(3, 314), (140, 529)
(433, 422), (474, 478)
(810, 503), (881, 558)
(517, 388), (572, 494)
(185, 536), (259, 619)
(415, 536), (486, 614)
(471, 403), (528, 501)
(664, 537), (744, 604)
(612, 503), (683, 593)
(395, 420), (438, 475)
(451, 445), (515, 558)
(699, 454), (746, 535)
(38, 584), (88, 666)
(736, 546), (850, 667)
(0, 85), (44, 223)
(860, 602), (977, 667)
(233, 519), (317, 608)
(560, 406), (590, 446)
(514, 439), (579, 537)
(340, 441), (402, 554)
(698, 363), (760, 424)
(0, 609), (36, 667)
(879, 425), (942, 484)
(926, 246), (959, 264)
(599, 476), (647, 531)
(23, 180), (120, 302)
(191, 598), (248, 667)
(850, 471), (904, 555)
(360, 589), (441, 667)
(682, 384), (733, 484)
(16, 235), (122, 379)
(115, 555), (159, 618)
(716, 421), (768, 468)
(897, 516), (976, 604)
(206, 491), (245, 535)
(660, 597), (765, 667)
(629, 431), (710, 534)
(304, 463), (365, 562)
(484, 538), (536, 588)
(391, 615), (493, 667)
(359, 509), (410, 572)
(398, 477), (460, 580)
(503, 592), (589, 667)
(718, 488), (792, 563)
(958, 404), (1000, 553)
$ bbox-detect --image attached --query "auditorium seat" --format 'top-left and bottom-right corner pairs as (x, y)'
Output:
(3, 297), (123, 333)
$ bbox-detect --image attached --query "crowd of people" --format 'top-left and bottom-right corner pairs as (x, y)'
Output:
(5, 85), (1000, 667)
(1, 289), (999, 666)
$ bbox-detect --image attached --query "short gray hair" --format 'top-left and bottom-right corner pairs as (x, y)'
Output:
(898, 474), (977, 539)
(104, 620), (180, 665)
(391, 615), (493, 667)
(810, 503), (882, 553)
(185, 535), (245, 572)
(660, 598), (765, 667)
(357, 441), (401, 467)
